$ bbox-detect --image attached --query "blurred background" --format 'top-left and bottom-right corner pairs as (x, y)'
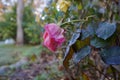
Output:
(0, 0), (64, 80)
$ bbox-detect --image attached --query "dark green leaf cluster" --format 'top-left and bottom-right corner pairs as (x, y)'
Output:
(62, 0), (120, 69)
(64, 21), (120, 69)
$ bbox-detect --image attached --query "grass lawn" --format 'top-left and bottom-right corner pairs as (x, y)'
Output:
(0, 44), (37, 66)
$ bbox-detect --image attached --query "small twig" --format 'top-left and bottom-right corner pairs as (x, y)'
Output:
(60, 19), (86, 26)
(60, 15), (96, 26)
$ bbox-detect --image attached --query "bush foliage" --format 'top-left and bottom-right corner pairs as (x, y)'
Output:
(0, 4), (42, 44)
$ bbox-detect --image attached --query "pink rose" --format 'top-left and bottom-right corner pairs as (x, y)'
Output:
(43, 23), (65, 52)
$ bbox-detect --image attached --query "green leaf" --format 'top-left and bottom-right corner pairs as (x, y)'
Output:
(72, 38), (89, 52)
(96, 22), (116, 40)
(73, 46), (91, 63)
(63, 28), (91, 69)
(64, 38), (90, 69)
(63, 46), (74, 69)
(90, 37), (109, 48)
(63, 29), (81, 69)
(69, 29), (81, 46)
(81, 29), (90, 40)
(78, 3), (82, 10)
(86, 22), (97, 36)
(100, 46), (120, 64)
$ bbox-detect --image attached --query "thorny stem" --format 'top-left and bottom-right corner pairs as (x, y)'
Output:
(60, 15), (96, 26)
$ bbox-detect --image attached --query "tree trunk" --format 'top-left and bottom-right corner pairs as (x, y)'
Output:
(16, 0), (24, 45)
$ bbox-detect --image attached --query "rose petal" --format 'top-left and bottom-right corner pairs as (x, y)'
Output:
(43, 23), (65, 52)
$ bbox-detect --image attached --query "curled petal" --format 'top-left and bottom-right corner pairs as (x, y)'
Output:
(43, 23), (65, 52)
